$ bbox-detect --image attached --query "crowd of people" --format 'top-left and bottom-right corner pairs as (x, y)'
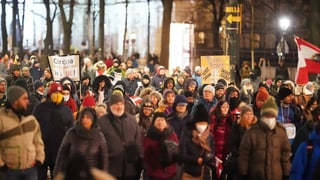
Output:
(1, 53), (320, 180)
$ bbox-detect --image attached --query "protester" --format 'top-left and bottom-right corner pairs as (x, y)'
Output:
(0, 86), (45, 180)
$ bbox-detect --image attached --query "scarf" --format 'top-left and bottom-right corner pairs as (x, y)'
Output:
(192, 127), (211, 152)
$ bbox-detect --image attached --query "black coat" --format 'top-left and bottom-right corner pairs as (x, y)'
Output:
(98, 112), (143, 178)
(33, 101), (74, 165)
(53, 122), (108, 176)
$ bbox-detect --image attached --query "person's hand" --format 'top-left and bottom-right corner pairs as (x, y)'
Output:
(197, 157), (203, 165)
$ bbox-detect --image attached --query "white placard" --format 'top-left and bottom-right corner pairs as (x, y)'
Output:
(47, 55), (80, 82)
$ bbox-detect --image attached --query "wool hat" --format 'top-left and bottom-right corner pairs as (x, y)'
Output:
(191, 103), (209, 123)
(240, 104), (253, 116)
(163, 89), (175, 98)
(7, 86), (27, 104)
(142, 74), (150, 80)
(14, 78), (28, 91)
(34, 80), (44, 90)
(126, 68), (134, 77)
(203, 85), (215, 94)
(260, 97), (279, 117)
(265, 79), (273, 86)
(82, 96), (96, 107)
(256, 86), (269, 102)
(184, 66), (191, 75)
(113, 84), (125, 96)
(173, 95), (188, 110)
(215, 83), (225, 91)
(108, 93), (124, 106)
(194, 66), (201, 72)
(152, 112), (167, 125)
(12, 64), (20, 71)
(184, 91), (193, 98)
(48, 82), (63, 95)
(277, 87), (292, 100)
(217, 79), (227, 86)
(33, 60), (40, 65)
(141, 100), (154, 110)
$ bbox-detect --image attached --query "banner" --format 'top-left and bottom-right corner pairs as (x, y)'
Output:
(200, 56), (230, 84)
(47, 55), (81, 82)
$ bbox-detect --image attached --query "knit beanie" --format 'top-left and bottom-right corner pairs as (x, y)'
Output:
(48, 82), (63, 95)
(152, 112), (167, 125)
(215, 83), (225, 91)
(277, 87), (292, 100)
(217, 78), (227, 86)
(256, 86), (269, 102)
(240, 104), (253, 116)
(173, 95), (188, 110)
(82, 96), (96, 107)
(203, 85), (215, 94)
(14, 78), (28, 91)
(112, 84), (125, 96)
(260, 97), (279, 117)
(191, 103), (209, 123)
(7, 86), (27, 104)
(163, 89), (175, 98)
(108, 93), (124, 106)
(34, 80), (44, 90)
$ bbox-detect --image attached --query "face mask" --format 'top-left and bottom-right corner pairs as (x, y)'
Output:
(50, 92), (63, 104)
(261, 117), (276, 130)
(196, 124), (208, 133)
(229, 97), (239, 109)
(63, 95), (70, 102)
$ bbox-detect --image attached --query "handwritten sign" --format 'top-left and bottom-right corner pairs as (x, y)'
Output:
(200, 56), (230, 84)
(48, 55), (81, 81)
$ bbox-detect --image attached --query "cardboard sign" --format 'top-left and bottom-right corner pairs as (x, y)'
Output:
(48, 55), (81, 81)
(200, 56), (230, 84)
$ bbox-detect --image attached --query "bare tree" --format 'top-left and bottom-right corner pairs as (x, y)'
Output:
(1, 0), (8, 54)
(58, 0), (75, 54)
(86, 0), (94, 55)
(122, 0), (129, 60)
(43, 0), (57, 55)
(160, 0), (173, 68)
(98, 0), (105, 59)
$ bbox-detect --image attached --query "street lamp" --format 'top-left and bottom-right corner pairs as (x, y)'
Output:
(277, 17), (290, 62)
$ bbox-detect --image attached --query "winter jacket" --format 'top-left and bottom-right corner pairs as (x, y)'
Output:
(238, 121), (291, 180)
(33, 101), (74, 165)
(30, 66), (43, 81)
(98, 112), (143, 178)
(290, 128), (320, 180)
(179, 127), (215, 177)
(151, 74), (166, 91)
(167, 112), (191, 140)
(53, 122), (108, 176)
(143, 126), (178, 179)
(0, 108), (45, 169)
(122, 77), (139, 96)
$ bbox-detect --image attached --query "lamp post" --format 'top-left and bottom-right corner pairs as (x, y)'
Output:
(277, 17), (290, 63)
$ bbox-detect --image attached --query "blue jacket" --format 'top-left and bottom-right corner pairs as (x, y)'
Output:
(290, 129), (320, 180)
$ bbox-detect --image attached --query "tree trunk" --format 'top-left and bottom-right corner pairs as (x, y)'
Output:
(18, 0), (26, 56)
(43, 0), (54, 55)
(1, 0), (8, 54)
(98, 0), (105, 59)
(122, 0), (129, 61)
(12, 0), (18, 50)
(58, 0), (75, 55)
(87, 0), (94, 55)
(160, 0), (173, 69)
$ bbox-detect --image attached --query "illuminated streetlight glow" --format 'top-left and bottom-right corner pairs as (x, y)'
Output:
(279, 17), (290, 32)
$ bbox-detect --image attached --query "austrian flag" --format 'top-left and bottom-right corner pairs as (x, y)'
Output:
(295, 36), (320, 84)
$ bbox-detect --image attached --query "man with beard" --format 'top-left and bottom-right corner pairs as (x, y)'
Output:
(0, 86), (45, 180)
(215, 83), (225, 101)
(98, 93), (143, 180)
(33, 82), (74, 179)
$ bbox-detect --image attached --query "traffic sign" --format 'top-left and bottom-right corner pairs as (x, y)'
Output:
(226, 14), (241, 24)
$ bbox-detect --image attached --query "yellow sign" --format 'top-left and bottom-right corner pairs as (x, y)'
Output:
(226, 14), (241, 24)
(225, 6), (240, 13)
(200, 56), (230, 84)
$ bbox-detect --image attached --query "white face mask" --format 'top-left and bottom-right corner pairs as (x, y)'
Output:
(261, 117), (277, 130)
(196, 124), (208, 133)
(63, 95), (70, 102)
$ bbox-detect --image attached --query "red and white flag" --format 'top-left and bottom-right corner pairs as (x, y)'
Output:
(295, 36), (320, 84)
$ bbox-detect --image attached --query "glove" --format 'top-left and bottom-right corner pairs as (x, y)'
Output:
(35, 161), (42, 168)
(282, 176), (289, 180)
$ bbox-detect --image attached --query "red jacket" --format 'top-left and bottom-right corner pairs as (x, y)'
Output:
(143, 127), (178, 179)
(64, 97), (77, 113)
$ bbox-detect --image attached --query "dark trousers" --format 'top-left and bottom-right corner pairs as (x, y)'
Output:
(5, 166), (38, 180)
